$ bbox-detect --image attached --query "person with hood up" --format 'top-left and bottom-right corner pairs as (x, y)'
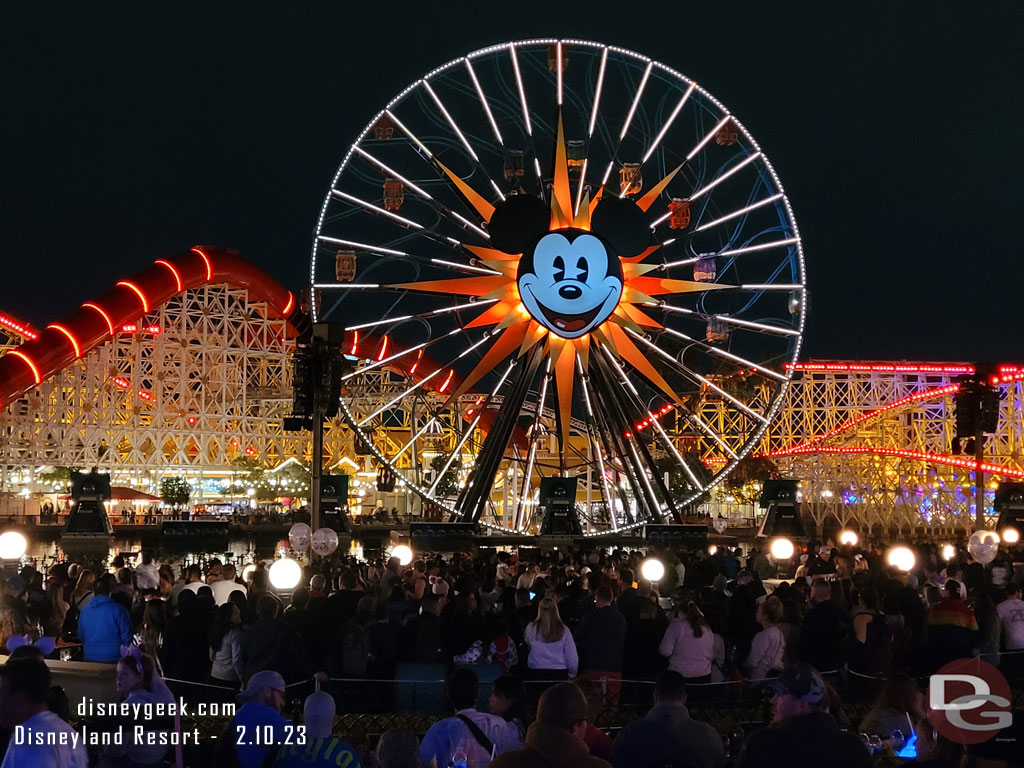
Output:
(487, 682), (610, 768)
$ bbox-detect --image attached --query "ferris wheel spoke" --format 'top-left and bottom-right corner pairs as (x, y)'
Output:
(624, 328), (771, 423)
(419, 80), (507, 201)
(342, 328), (461, 382)
(634, 323), (788, 383)
(329, 190), (425, 230)
(689, 412), (740, 459)
(641, 82), (696, 165)
(574, 46), (609, 215)
(693, 193), (785, 232)
(647, 150), (763, 226)
(344, 298), (498, 332)
(660, 237), (801, 270)
(463, 59), (504, 146)
(577, 356), (620, 530)
(393, 418), (439, 462)
(352, 146), (490, 240)
(646, 301), (801, 338)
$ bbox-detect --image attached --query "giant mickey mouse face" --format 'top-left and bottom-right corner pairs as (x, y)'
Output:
(517, 230), (623, 339)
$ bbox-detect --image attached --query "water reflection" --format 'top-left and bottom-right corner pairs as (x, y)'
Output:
(19, 534), (367, 572)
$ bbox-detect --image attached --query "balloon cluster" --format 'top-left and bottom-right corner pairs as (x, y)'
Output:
(288, 523), (339, 556)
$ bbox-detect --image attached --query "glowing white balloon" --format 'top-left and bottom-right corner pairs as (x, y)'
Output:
(770, 537), (795, 560)
(0, 532), (27, 560)
(941, 544), (956, 561)
(1002, 527), (1020, 545)
(839, 530), (859, 547)
(391, 544), (413, 566)
(887, 546), (916, 572)
(708, 544), (718, 556)
(640, 558), (665, 582)
(968, 530), (1000, 565)
(288, 523), (312, 552)
(269, 557), (302, 590)
(241, 563), (257, 582)
(311, 527), (340, 557)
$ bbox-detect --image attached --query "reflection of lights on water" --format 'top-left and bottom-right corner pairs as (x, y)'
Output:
(640, 558), (664, 582)
(887, 546), (916, 572)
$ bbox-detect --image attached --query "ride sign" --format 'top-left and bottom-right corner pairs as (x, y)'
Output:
(928, 658), (1013, 744)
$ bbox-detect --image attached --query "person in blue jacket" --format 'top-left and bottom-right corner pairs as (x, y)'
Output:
(77, 579), (133, 662)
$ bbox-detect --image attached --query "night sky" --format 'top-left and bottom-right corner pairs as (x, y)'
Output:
(3, 3), (1022, 362)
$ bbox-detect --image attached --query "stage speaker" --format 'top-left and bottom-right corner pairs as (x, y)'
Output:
(538, 477), (582, 536)
(757, 479), (806, 539)
(64, 471), (113, 534)
(320, 474), (350, 535)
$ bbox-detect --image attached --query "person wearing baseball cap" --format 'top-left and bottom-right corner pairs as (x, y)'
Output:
(217, 670), (290, 768)
(488, 682), (610, 768)
(735, 664), (869, 768)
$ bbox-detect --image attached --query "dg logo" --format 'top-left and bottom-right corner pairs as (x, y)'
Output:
(929, 658), (1013, 744)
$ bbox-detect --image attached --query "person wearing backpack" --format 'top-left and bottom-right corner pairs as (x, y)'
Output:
(420, 668), (522, 768)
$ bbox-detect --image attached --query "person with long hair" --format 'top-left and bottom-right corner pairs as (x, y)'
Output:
(524, 597), (578, 690)
(42, 569), (68, 638)
(137, 600), (166, 672)
(69, 570), (95, 613)
(745, 596), (786, 681)
(659, 601), (715, 684)
(859, 673), (925, 739)
(101, 650), (175, 768)
(208, 602), (244, 698)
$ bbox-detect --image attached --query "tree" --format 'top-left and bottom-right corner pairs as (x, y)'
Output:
(159, 477), (192, 508)
(430, 455), (459, 498)
(38, 466), (75, 493)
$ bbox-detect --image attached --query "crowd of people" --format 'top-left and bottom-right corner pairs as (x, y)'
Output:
(0, 538), (1020, 767)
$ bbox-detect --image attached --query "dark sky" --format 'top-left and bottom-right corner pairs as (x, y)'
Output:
(2, 2), (1022, 362)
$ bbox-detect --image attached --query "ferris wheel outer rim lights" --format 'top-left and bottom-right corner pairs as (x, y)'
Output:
(312, 39), (807, 531)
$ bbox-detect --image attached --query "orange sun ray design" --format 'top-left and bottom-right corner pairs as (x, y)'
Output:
(383, 111), (721, 441)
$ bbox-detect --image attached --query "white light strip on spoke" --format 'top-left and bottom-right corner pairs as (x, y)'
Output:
(577, 355), (618, 531)
(359, 368), (445, 426)
(517, 443), (539, 531)
(660, 237), (800, 270)
(642, 82), (696, 164)
(574, 157), (589, 216)
(430, 258), (501, 275)
(651, 210), (672, 227)
(620, 62), (653, 140)
(600, 160), (614, 189)
(430, 359), (516, 495)
(587, 47), (609, 137)
(649, 303), (800, 337)
(330, 190), (424, 229)
(317, 235), (406, 257)
(313, 283), (380, 290)
(354, 146), (432, 200)
(689, 412), (739, 459)
(686, 115), (731, 161)
(509, 44), (532, 136)
(393, 418), (438, 461)
(344, 298), (498, 332)
(695, 193), (784, 232)
(689, 152), (761, 201)
(343, 334), (443, 382)
(489, 180), (507, 200)
(422, 80), (480, 162)
(449, 211), (490, 240)
(534, 157), (543, 183)
(556, 41), (564, 105)
(652, 329), (769, 422)
(464, 59), (504, 145)
(741, 283), (804, 291)
(642, 325), (785, 382)
(385, 110), (433, 158)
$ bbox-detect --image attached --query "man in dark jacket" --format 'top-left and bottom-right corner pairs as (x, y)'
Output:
(241, 594), (311, 684)
(798, 580), (852, 672)
(610, 671), (724, 768)
(489, 682), (611, 768)
(575, 586), (626, 708)
(737, 665), (870, 768)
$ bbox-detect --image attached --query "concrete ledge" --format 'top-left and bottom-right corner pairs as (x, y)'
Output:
(46, 658), (118, 709)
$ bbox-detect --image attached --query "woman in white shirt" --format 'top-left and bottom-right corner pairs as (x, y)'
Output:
(524, 597), (578, 680)
(659, 601), (715, 683)
(745, 596), (786, 681)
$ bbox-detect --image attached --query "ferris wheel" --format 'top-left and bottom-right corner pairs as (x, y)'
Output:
(310, 39), (806, 535)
